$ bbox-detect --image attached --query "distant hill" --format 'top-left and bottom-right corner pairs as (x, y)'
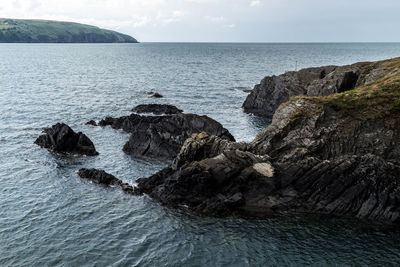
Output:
(0, 18), (138, 43)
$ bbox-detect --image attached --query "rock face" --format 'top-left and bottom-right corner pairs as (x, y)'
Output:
(35, 123), (98, 156)
(132, 104), (183, 115)
(98, 110), (235, 161)
(243, 59), (388, 119)
(136, 57), (400, 224)
(78, 168), (139, 194)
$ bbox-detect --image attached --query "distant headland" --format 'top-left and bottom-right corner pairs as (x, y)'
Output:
(0, 18), (138, 43)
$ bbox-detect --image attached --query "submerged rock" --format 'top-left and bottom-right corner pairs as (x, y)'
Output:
(78, 168), (140, 195)
(243, 59), (389, 118)
(132, 104), (183, 115)
(35, 123), (98, 156)
(137, 57), (400, 224)
(98, 112), (235, 161)
(147, 92), (163, 98)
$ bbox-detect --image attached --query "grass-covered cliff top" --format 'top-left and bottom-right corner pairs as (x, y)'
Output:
(0, 18), (138, 43)
(294, 57), (400, 121)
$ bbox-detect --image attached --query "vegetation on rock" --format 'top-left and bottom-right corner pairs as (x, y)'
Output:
(0, 18), (137, 43)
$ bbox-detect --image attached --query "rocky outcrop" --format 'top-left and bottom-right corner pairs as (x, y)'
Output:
(132, 104), (183, 115)
(97, 110), (235, 161)
(35, 123), (98, 156)
(78, 168), (140, 194)
(243, 58), (390, 118)
(136, 57), (400, 224)
(137, 133), (271, 216)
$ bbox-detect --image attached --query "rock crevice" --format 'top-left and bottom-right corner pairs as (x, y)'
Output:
(136, 57), (400, 224)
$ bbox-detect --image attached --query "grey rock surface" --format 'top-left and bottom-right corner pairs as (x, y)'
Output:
(97, 110), (235, 162)
(35, 123), (98, 156)
(136, 57), (400, 223)
(242, 60), (387, 118)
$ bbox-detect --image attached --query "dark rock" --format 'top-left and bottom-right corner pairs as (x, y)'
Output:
(78, 168), (120, 185)
(78, 168), (141, 195)
(35, 123), (98, 156)
(242, 59), (389, 119)
(137, 57), (400, 224)
(147, 92), (163, 98)
(242, 89), (253, 93)
(98, 113), (235, 161)
(137, 133), (273, 217)
(132, 104), (183, 115)
(86, 120), (97, 126)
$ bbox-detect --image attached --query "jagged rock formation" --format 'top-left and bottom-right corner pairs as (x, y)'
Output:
(243, 59), (390, 118)
(35, 123), (98, 156)
(136, 57), (400, 224)
(78, 168), (139, 194)
(97, 106), (235, 161)
(132, 104), (183, 115)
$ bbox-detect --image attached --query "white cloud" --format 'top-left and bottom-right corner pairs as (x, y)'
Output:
(0, 0), (398, 42)
(158, 10), (186, 25)
(205, 16), (225, 22)
(250, 0), (260, 7)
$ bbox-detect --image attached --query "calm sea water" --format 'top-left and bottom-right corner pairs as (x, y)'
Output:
(1, 43), (400, 266)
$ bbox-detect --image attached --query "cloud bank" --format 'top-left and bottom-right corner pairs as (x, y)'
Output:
(0, 0), (399, 42)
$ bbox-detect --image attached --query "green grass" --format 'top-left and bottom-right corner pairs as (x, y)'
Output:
(0, 25), (15, 30)
(292, 57), (400, 121)
(0, 18), (138, 43)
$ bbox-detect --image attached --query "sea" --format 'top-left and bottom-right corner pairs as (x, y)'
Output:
(1, 43), (400, 266)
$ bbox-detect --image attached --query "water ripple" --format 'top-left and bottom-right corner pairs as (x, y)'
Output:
(1, 43), (400, 266)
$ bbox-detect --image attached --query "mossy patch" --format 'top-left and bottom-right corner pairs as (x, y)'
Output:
(292, 58), (400, 121)
(0, 25), (15, 30)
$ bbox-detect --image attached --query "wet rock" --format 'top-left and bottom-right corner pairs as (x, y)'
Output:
(85, 120), (97, 126)
(78, 168), (141, 195)
(147, 92), (163, 98)
(35, 123), (98, 156)
(137, 57), (400, 224)
(132, 104), (183, 115)
(137, 133), (273, 217)
(98, 112), (235, 162)
(242, 89), (253, 93)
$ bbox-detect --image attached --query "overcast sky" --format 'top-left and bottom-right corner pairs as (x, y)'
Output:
(0, 0), (399, 42)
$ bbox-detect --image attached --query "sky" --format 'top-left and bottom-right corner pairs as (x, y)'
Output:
(0, 0), (399, 42)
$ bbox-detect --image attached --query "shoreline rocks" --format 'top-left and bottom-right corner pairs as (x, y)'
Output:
(242, 59), (389, 119)
(97, 105), (235, 161)
(78, 168), (140, 195)
(35, 57), (400, 224)
(136, 57), (400, 224)
(35, 123), (98, 156)
(132, 104), (183, 115)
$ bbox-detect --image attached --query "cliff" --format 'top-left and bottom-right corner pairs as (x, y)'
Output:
(0, 18), (138, 43)
(136, 57), (400, 224)
(242, 58), (393, 119)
